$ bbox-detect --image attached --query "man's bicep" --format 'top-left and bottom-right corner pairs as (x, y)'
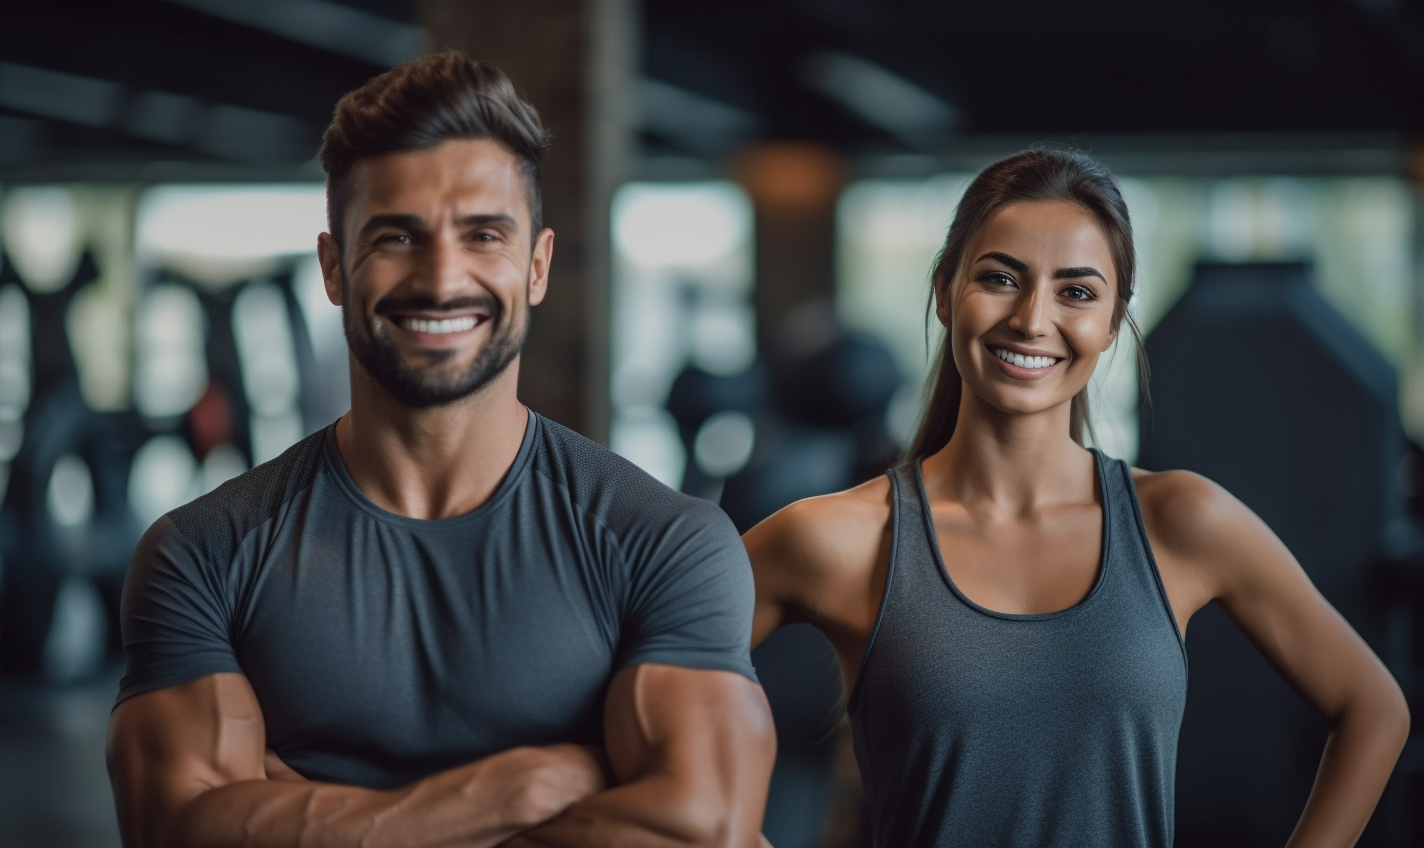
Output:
(107, 673), (267, 847)
(604, 664), (775, 837)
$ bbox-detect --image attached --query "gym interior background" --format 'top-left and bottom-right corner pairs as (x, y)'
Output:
(1, 1), (1423, 845)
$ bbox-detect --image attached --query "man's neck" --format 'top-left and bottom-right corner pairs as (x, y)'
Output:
(335, 360), (529, 520)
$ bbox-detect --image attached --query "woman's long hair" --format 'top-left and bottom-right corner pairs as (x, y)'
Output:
(904, 148), (1147, 462)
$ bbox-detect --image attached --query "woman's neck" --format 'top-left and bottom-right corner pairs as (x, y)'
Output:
(920, 392), (1093, 513)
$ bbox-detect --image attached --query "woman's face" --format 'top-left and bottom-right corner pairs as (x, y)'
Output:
(941, 199), (1119, 421)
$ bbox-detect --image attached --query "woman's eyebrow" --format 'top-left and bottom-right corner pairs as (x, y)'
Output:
(975, 251), (1027, 272)
(1054, 266), (1107, 282)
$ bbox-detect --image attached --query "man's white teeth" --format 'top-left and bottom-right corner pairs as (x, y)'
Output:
(401, 316), (479, 334)
(993, 348), (1059, 369)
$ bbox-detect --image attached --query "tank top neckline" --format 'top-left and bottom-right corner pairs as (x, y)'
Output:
(911, 447), (1113, 622)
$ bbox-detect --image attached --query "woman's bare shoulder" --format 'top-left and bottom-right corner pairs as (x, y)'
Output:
(1130, 466), (1261, 563)
(743, 473), (894, 582)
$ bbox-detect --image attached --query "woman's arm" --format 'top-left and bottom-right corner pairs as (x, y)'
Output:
(1141, 470), (1410, 848)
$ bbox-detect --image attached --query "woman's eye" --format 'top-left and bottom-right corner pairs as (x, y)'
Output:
(982, 272), (1016, 288)
(1062, 285), (1094, 301)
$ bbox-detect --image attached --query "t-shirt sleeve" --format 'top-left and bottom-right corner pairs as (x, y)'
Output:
(615, 501), (758, 682)
(115, 515), (243, 707)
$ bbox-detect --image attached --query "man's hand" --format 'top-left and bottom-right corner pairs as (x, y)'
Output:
(108, 673), (606, 848)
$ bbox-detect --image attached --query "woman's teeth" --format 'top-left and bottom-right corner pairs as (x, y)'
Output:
(401, 316), (479, 334)
(992, 348), (1059, 369)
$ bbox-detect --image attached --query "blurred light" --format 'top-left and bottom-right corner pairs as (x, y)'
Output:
(693, 411), (755, 478)
(614, 184), (750, 268)
(637, 79), (758, 152)
(67, 285), (131, 411)
(197, 105), (307, 162)
(201, 443), (248, 493)
(233, 282), (300, 416)
(0, 284), (32, 422)
(736, 144), (845, 208)
(2, 187), (82, 293)
(41, 577), (107, 684)
(250, 411), (304, 465)
(610, 408), (686, 489)
(293, 256), (351, 425)
(129, 435), (198, 526)
(162, 0), (426, 67)
(0, 62), (122, 128)
(294, 256), (343, 360)
(47, 454), (94, 528)
(690, 304), (756, 376)
(125, 90), (203, 146)
(1206, 182), (1256, 261)
(0, 421), (22, 462)
(798, 52), (958, 146)
(884, 383), (923, 449)
(134, 285), (208, 419)
(137, 185), (327, 266)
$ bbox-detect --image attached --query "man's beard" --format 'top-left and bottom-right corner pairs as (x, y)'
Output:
(343, 285), (529, 409)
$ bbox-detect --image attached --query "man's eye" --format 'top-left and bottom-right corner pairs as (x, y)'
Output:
(376, 233), (413, 246)
(470, 231), (499, 244)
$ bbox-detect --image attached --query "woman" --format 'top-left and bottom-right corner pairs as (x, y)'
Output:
(745, 149), (1409, 847)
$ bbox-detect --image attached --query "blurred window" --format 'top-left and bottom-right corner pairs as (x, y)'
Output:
(609, 182), (755, 487)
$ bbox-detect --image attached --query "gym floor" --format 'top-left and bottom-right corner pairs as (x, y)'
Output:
(0, 665), (121, 848)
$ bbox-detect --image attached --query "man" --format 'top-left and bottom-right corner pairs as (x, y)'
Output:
(107, 53), (775, 848)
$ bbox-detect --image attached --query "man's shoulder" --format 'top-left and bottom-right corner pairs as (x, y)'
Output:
(527, 413), (727, 531)
(160, 427), (328, 559)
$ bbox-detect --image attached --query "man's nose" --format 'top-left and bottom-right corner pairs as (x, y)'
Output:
(423, 233), (469, 302)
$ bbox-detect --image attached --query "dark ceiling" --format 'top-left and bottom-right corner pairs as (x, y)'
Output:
(1, 0), (1421, 176)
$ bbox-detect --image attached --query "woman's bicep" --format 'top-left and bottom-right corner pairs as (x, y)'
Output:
(744, 508), (812, 648)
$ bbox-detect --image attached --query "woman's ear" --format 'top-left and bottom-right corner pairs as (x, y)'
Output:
(934, 274), (951, 325)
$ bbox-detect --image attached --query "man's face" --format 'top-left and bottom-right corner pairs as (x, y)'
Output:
(317, 138), (553, 408)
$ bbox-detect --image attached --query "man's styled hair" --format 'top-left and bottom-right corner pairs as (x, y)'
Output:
(319, 51), (550, 246)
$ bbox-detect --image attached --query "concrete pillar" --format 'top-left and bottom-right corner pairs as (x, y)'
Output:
(735, 143), (846, 346)
(420, 0), (634, 442)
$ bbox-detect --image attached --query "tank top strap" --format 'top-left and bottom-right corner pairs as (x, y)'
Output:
(886, 460), (942, 588)
(1093, 449), (1188, 659)
(847, 462), (928, 714)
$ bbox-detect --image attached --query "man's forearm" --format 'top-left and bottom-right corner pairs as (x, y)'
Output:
(154, 746), (601, 848)
(503, 773), (752, 848)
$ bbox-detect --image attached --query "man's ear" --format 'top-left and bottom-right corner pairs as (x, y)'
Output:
(316, 232), (343, 306)
(528, 227), (554, 307)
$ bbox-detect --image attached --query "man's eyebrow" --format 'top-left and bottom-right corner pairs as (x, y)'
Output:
(975, 251), (1028, 272)
(357, 213), (426, 239)
(457, 213), (519, 230)
(1054, 266), (1107, 282)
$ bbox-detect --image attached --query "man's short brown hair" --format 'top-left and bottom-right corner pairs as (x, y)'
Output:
(319, 52), (549, 246)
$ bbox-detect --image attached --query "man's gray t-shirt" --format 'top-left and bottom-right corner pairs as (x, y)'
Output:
(116, 412), (757, 789)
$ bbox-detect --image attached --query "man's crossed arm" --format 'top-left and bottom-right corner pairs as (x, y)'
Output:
(106, 665), (775, 848)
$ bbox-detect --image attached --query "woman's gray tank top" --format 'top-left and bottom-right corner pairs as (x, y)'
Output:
(848, 450), (1188, 847)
